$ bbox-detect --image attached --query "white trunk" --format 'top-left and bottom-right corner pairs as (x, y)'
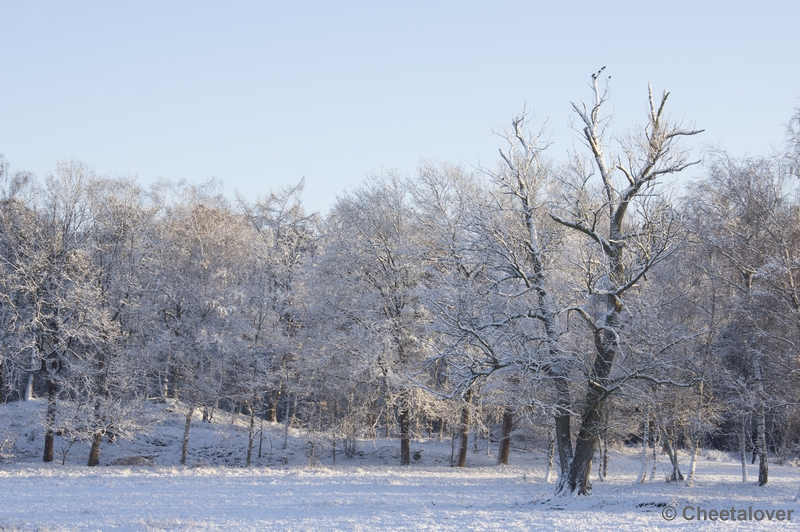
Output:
(740, 421), (748, 483)
(180, 405), (193, 466)
(650, 427), (661, 482)
(24, 372), (34, 401)
(544, 433), (555, 483)
(635, 410), (648, 484)
(685, 436), (699, 486)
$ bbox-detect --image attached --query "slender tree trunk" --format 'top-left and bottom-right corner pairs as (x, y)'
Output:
(270, 388), (280, 423)
(43, 377), (57, 463)
(497, 405), (513, 465)
(399, 406), (411, 466)
(650, 423), (660, 482)
(741, 419), (749, 482)
(25, 373), (34, 401)
(456, 389), (472, 467)
(553, 375), (573, 489)
(88, 352), (107, 467)
(246, 402), (255, 467)
(545, 433), (556, 482)
(283, 392), (291, 450)
(636, 408), (649, 484)
(180, 405), (193, 466)
(87, 432), (103, 466)
(685, 434), (700, 486)
(755, 405), (768, 486)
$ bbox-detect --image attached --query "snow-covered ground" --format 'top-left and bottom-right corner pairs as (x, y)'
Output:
(1, 401), (799, 531)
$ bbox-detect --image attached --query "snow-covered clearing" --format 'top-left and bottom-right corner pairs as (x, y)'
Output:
(1, 401), (799, 530)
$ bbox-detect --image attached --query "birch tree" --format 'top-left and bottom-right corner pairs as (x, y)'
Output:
(686, 153), (800, 485)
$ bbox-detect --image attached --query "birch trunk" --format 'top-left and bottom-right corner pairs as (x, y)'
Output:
(685, 435), (700, 486)
(740, 420), (748, 482)
(636, 409), (649, 484)
(180, 405), (193, 466)
(545, 433), (556, 483)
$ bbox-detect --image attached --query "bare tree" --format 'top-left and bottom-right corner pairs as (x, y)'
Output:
(552, 72), (702, 495)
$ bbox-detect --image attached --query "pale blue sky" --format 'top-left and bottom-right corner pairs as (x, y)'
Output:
(1, 1), (798, 213)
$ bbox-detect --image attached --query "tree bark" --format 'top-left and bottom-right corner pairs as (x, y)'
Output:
(545, 433), (556, 482)
(456, 389), (472, 467)
(685, 435), (700, 486)
(399, 406), (411, 466)
(740, 419), (748, 482)
(553, 375), (573, 484)
(756, 405), (768, 485)
(43, 377), (57, 463)
(663, 426), (684, 481)
(87, 432), (103, 466)
(497, 405), (513, 465)
(563, 287), (622, 494)
(180, 405), (193, 466)
(650, 423), (660, 482)
(566, 391), (602, 494)
(246, 401), (255, 467)
(636, 408), (649, 484)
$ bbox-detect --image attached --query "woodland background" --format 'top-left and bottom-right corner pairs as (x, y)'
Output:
(2, 78), (800, 496)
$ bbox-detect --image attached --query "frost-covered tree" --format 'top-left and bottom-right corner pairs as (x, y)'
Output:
(146, 180), (250, 465)
(686, 153), (800, 485)
(551, 73), (702, 495)
(236, 180), (315, 465)
(310, 172), (430, 465)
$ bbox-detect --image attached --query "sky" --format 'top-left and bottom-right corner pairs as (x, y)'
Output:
(1, 1), (798, 214)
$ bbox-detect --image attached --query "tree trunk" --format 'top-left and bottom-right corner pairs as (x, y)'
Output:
(270, 388), (280, 423)
(43, 377), (57, 463)
(180, 405), (193, 466)
(456, 389), (472, 467)
(24, 350), (37, 401)
(685, 434), (700, 486)
(663, 427), (684, 481)
(756, 405), (768, 486)
(650, 424), (660, 482)
(545, 433), (556, 483)
(553, 375), (573, 491)
(399, 406), (411, 466)
(563, 315), (619, 495)
(740, 419), (748, 482)
(497, 405), (513, 465)
(636, 408), (649, 484)
(0, 362), (4, 403)
(246, 402), (255, 467)
(87, 432), (103, 466)
(565, 368), (609, 495)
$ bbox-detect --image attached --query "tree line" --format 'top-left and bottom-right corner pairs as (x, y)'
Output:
(2, 75), (800, 496)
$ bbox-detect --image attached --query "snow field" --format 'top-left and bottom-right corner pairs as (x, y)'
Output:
(1, 401), (799, 530)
